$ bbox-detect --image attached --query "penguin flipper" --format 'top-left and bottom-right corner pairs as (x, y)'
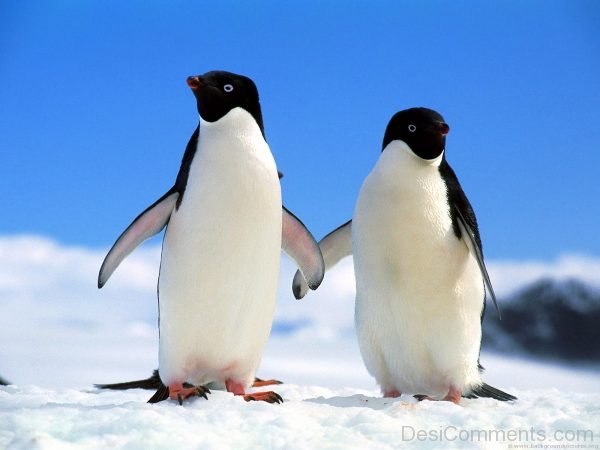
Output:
(455, 207), (501, 319)
(464, 383), (517, 401)
(292, 220), (352, 299)
(282, 206), (325, 296)
(95, 370), (162, 390)
(98, 190), (179, 288)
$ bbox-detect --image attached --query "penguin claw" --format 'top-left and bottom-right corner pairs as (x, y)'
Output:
(243, 391), (283, 404)
(413, 387), (461, 404)
(197, 386), (210, 400)
(169, 383), (211, 405)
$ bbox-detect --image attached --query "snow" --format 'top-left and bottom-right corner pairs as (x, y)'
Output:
(2, 382), (599, 450)
(1, 236), (599, 449)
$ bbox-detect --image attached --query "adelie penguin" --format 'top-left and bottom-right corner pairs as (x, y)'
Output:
(98, 70), (325, 404)
(293, 108), (516, 404)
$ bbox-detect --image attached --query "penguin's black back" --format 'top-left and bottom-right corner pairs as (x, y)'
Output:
(438, 157), (483, 251)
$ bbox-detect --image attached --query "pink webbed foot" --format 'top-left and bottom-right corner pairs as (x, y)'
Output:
(252, 377), (283, 388)
(226, 379), (283, 404)
(168, 382), (211, 405)
(443, 385), (462, 405)
(244, 391), (283, 403)
(383, 389), (402, 398)
(414, 386), (462, 405)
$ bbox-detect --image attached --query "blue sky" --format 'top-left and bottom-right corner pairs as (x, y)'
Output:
(1, 1), (599, 260)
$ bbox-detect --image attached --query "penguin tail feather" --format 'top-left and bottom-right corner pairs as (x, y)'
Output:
(465, 383), (517, 402)
(147, 383), (170, 403)
(95, 370), (162, 391)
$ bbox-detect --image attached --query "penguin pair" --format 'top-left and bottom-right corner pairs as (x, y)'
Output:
(98, 71), (515, 405)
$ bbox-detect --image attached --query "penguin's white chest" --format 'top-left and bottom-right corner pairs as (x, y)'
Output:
(353, 142), (483, 397)
(158, 108), (282, 387)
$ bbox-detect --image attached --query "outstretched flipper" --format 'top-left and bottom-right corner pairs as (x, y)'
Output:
(292, 220), (352, 299)
(282, 207), (325, 293)
(98, 190), (179, 288)
(455, 206), (501, 319)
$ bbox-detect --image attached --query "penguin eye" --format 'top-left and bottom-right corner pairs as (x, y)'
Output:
(223, 84), (234, 93)
(408, 124), (417, 132)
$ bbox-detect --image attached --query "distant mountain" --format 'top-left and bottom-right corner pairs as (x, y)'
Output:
(483, 278), (600, 363)
(0, 375), (8, 386)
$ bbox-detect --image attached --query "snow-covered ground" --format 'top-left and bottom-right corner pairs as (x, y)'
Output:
(2, 383), (599, 450)
(1, 236), (599, 449)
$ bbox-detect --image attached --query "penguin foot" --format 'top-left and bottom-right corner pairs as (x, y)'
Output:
(442, 385), (462, 405)
(252, 377), (283, 387)
(383, 389), (402, 398)
(225, 379), (283, 404)
(243, 391), (284, 404)
(414, 386), (461, 404)
(168, 383), (211, 405)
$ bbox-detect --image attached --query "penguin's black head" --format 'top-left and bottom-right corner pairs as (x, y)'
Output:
(187, 70), (264, 136)
(382, 107), (449, 160)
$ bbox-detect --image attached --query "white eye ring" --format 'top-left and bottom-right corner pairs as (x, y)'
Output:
(408, 124), (417, 132)
(223, 84), (234, 93)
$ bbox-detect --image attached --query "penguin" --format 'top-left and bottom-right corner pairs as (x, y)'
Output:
(98, 70), (325, 404)
(293, 107), (515, 404)
(97, 173), (288, 394)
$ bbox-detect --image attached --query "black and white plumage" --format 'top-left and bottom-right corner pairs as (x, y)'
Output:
(98, 71), (324, 404)
(293, 108), (514, 403)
